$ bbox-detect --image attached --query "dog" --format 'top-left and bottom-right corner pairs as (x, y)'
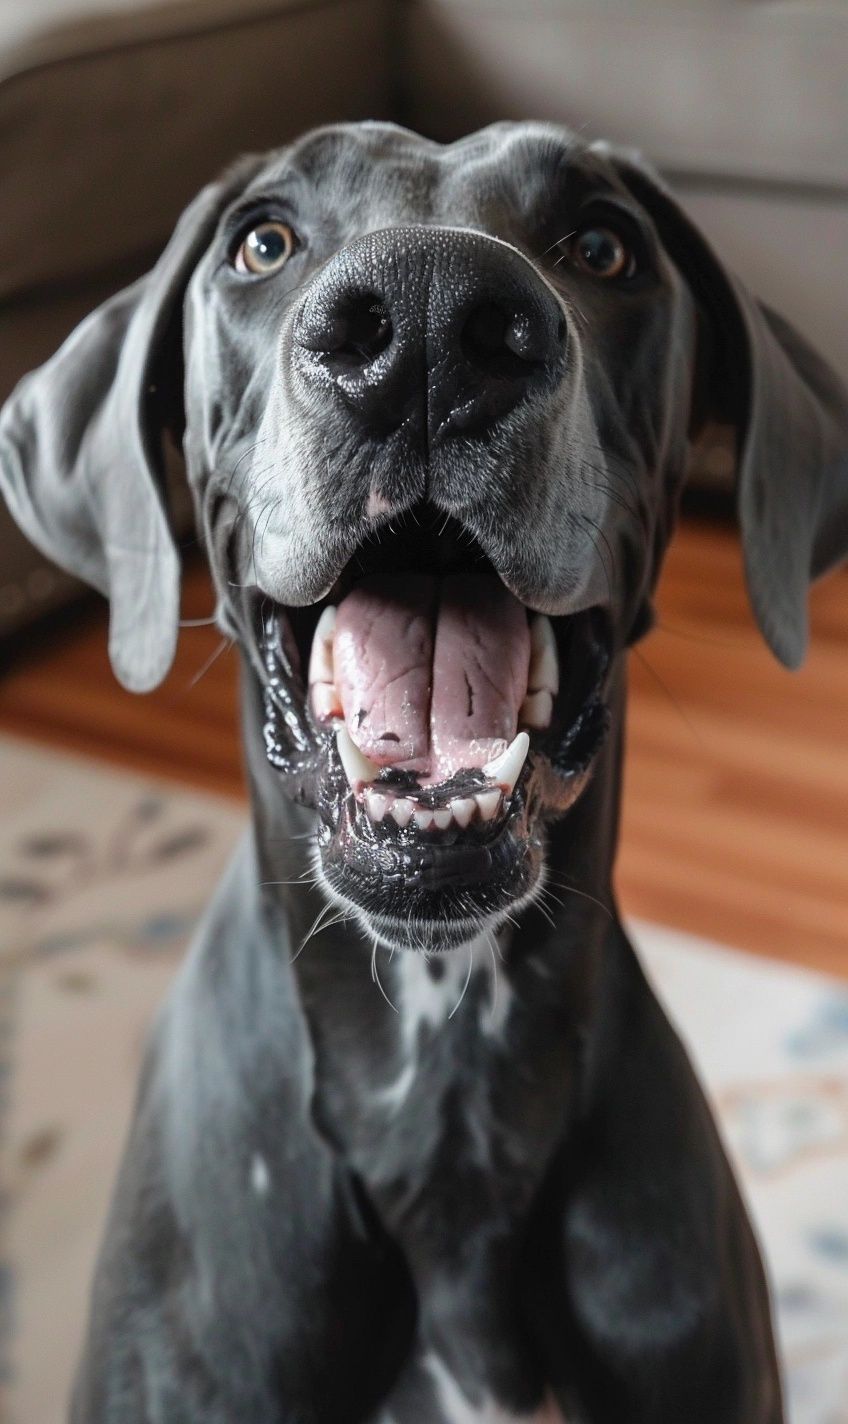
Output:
(3, 120), (847, 1424)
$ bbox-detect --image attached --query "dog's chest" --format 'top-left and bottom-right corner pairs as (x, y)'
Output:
(297, 940), (577, 1421)
(308, 943), (571, 1244)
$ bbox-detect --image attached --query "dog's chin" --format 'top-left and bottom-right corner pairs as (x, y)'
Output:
(315, 774), (546, 955)
(257, 511), (612, 953)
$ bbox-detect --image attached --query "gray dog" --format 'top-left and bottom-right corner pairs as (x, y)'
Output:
(2, 120), (847, 1424)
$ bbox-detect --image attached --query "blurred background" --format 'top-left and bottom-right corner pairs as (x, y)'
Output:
(1, 2), (847, 1421)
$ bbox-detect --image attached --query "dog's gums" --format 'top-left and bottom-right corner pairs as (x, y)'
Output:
(260, 510), (611, 951)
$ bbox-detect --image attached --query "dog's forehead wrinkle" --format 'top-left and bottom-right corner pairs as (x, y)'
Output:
(228, 121), (602, 258)
(255, 125), (445, 228)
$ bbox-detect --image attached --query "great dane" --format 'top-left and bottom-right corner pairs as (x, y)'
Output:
(2, 121), (847, 1424)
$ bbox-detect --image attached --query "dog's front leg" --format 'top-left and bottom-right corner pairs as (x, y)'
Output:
(521, 924), (785, 1424)
(70, 835), (411, 1424)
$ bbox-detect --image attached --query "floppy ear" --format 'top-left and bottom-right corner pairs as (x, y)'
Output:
(600, 145), (848, 668)
(0, 158), (258, 691)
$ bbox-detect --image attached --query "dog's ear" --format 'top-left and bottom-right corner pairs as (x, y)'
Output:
(598, 144), (848, 668)
(0, 156), (259, 691)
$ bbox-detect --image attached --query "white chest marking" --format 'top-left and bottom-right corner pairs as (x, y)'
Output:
(425, 1353), (568, 1423)
(374, 938), (512, 1111)
(250, 1152), (270, 1196)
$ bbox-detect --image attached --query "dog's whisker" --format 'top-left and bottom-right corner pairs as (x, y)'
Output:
(448, 941), (475, 1019)
(371, 938), (399, 1012)
(575, 435), (643, 486)
(485, 931), (500, 1020)
(577, 511), (615, 604)
(186, 637), (232, 689)
(256, 497), (278, 562)
(542, 873), (613, 921)
(292, 899), (344, 963)
(260, 873), (322, 888)
(575, 450), (642, 498)
(538, 228), (577, 258)
(576, 472), (639, 523)
(223, 462), (277, 516)
(533, 894), (558, 931)
(632, 645), (712, 755)
(209, 437), (272, 512)
(248, 497), (276, 575)
(222, 468), (283, 588)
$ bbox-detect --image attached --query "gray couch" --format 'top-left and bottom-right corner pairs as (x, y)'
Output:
(2, 0), (846, 636)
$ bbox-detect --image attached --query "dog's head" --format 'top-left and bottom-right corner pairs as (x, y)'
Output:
(3, 122), (847, 952)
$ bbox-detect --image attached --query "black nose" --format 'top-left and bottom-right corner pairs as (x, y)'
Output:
(292, 227), (566, 444)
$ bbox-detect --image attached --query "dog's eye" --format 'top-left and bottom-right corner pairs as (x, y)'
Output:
(234, 221), (297, 276)
(568, 226), (635, 281)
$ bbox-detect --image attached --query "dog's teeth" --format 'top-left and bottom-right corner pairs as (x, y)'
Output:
(519, 689), (554, 730)
(476, 789), (502, 821)
(451, 797), (477, 828)
(432, 808), (452, 830)
(414, 808), (435, 831)
(308, 606), (340, 722)
(308, 605), (337, 685)
(335, 725), (380, 791)
(311, 683), (342, 722)
(528, 615), (558, 693)
(308, 646), (334, 686)
(365, 790), (389, 822)
(391, 798), (415, 828)
(481, 731), (530, 793)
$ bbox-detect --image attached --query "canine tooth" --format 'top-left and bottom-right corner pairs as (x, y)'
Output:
(335, 725), (379, 791)
(308, 648), (333, 687)
(414, 808), (435, 831)
(519, 689), (554, 730)
(311, 683), (342, 722)
(366, 790), (389, 822)
(391, 798), (415, 828)
(476, 789), (502, 822)
(481, 731), (530, 793)
(314, 604), (337, 640)
(528, 615), (558, 693)
(451, 797), (477, 828)
(308, 605), (337, 685)
(432, 808), (452, 830)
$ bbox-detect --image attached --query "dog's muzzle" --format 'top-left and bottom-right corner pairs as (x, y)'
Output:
(257, 228), (611, 952)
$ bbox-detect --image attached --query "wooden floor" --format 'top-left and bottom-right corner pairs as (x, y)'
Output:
(1, 518), (846, 977)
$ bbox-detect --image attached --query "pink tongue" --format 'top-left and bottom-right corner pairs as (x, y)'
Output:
(333, 574), (531, 781)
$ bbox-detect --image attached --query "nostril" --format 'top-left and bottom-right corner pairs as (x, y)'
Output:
(462, 301), (508, 361)
(461, 301), (549, 379)
(300, 292), (393, 369)
(338, 295), (393, 363)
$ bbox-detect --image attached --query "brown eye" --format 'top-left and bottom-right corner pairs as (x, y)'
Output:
(235, 221), (296, 276)
(569, 226), (634, 280)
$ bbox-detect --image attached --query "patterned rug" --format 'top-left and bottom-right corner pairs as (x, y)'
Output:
(1, 735), (846, 1424)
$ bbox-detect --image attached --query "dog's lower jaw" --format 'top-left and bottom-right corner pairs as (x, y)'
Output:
(245, 641), (625, 957)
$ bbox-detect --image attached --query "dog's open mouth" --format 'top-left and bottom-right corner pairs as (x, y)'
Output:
(259, 511), (611, 950)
